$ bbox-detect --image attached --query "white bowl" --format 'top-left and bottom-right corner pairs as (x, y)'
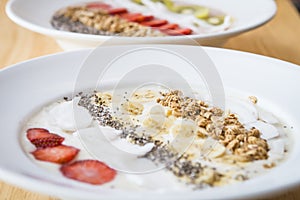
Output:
(0, 45), (300, 199)
(6, 0), (276, 50)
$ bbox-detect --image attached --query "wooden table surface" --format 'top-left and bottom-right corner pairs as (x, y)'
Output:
(1, 0), (300, 199)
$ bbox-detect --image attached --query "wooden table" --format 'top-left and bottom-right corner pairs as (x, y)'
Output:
(0, 0), (300, 199)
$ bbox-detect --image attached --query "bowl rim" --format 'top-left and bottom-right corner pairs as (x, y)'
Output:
(5, 0), (277, 42)
(1, 45), (300, 199)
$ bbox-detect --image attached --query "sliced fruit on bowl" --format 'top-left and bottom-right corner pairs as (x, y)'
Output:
(31, 145), (80, 164)
(26, 128), (64, 148)
(60, 160), (117, 185)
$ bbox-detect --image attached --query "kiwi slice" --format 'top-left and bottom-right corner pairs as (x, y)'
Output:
(206, 16), (224, 25)
(131, 0), (144, 5)
(194, 7), (209, 19)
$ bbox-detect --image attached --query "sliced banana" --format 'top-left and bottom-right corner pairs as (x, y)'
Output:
(200, 137), (226, 158)
(122, 101), (144, 115)
(93, 92), (112, 107)
(169, 119), (197, 153)
(196, 168), (217, 185)
(170, 118), (197, 138)
(131, 89), (158, 102)
(207, 142), (226, 158)
(143, 114), (165, 130)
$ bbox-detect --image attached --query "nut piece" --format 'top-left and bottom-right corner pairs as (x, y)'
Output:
(249, 96), (258, 104)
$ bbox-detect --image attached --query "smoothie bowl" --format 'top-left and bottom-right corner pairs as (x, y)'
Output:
(0, 45), (300, 199)
(6, 0), (276, 50)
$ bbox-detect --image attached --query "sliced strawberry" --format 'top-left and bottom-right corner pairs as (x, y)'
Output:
(26, 128), (50, 141)
(31, 136), (65, 148)
(120, 13), (141, 18)
(122, 13), (154, 22)
(163, 28), (193, 35)
(140, 19), (168, 27)
(86, 2), (112, 10)
(156, 23), (179, 30)
(26, 128), (64, 148)
(31, 145), (79, 164)
(60, 160), (116, 185)
(108, 8), (128, 15)
(133, 15), (154, 23)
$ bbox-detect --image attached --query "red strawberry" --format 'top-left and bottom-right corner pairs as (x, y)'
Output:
(31, 145), (79, 164)
(26, 128), (64, 148)
(140, 19), (168, 27)
(108, 8), (128, 15)
(26, 128), (50, 141)
(120, 13), (141, 18)
(163, 28), (193, 35)
(31, 137), (65, 148)
(86, 2), (112, 10)
(156, 23), (179, 30)
(60, 160), (116, 185)
(121, 13), (154, 22)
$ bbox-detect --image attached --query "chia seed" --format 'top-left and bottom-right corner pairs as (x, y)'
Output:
(77, 91), (220, 188)
(51, 14), (117, 36)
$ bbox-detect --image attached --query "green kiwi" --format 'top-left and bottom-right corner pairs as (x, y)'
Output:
(131, 0), (144, 5)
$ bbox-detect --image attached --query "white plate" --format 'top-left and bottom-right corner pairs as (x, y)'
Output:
(0, 45), (300, 200)
(5, 0), (276, 50)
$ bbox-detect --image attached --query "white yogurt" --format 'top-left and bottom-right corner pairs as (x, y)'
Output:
(21, 87), (291, 191)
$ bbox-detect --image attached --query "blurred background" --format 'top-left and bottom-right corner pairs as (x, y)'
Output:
(292, 0), (300, 11)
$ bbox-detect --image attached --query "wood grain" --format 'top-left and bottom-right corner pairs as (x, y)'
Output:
(224, 0), (300, 65)
(0, 0), (300, 199)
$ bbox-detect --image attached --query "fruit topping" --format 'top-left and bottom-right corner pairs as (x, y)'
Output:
(140, 19), (168, 27)
(60, 160), (116, 185)
(26, 128), (64, 148)
(31, 145), (79, 164)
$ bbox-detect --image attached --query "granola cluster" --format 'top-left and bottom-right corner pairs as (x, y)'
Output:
(157, 91), (269, 161)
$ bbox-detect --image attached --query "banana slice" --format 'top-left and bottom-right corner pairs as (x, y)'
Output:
(207, 142), (226, 158)
(122, 101), (144, 115)
(131, 89), (158, 102)
(170, 119), (197, 153)
(200, 137), (226, 158)
(170, 118), (197, 138)
(196, 168), (217, 185)
(143, 114), (165, 130)
(93, 92), (112, 107)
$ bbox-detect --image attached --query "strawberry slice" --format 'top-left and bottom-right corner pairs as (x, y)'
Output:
(31, 137), (65, 148)
(156, 23), (179, 30)
(26, 128), (50, 141)
(120, 13), (141, 18)
(132, 15), (154, 22)
(121, 13), (154, 22)
(108, 8), (128, 15)
(26, 128), (64, 148)
(140, 19), (168, 27)
(31, 145), (79, 164)
(86, 2), (112, 10)
(60, 160), (116, 185)
(163, 28), (193, 35)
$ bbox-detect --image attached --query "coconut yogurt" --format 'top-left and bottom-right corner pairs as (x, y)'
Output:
(21, 85), (290, 191)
